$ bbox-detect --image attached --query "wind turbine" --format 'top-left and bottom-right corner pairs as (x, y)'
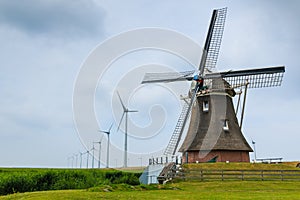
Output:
(79, 151), (84, 168)
(93, 134), (103, 168)
(99, 123), (113, 168)
(85, 149), (90, 168)
(90, 144), (96, 168)
(67, 156), (74, 168)
(73, 153), (78, 168)
(117, 91), (138, 168)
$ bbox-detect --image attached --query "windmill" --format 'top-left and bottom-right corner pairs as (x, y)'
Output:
(99, 123), (113, 168)
(94, 135), (104, 168)
(117, 91), (138, 168)
(141, 7), (285, 163)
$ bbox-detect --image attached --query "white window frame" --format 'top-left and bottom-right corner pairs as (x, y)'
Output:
(203, 101), (209, 112)
(223, 119), (229, 131)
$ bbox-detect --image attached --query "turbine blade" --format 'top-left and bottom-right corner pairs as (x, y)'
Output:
(117, 91), (126, 111)
(98, 130), (106, 133)
(109, 123), (113, 132)
(117, 112), (125, 132)
(128, 110), (138, 113)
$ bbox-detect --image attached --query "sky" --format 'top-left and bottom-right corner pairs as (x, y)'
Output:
(0, 0), (299, 168)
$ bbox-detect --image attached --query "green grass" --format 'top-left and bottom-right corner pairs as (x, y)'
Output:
(1, 181), (300, 200)
(1, 163), (299, 199)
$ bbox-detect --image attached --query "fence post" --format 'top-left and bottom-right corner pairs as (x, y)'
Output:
(221, 170), (224, 181)
(242, 170), (244, 181)
(261, 171), (264, 181)
(185, 152), (188, 164)
(200, 170), (203, 181)
(281, 170), (283, 181)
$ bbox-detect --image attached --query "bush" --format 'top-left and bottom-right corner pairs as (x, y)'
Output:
(0, 169), (141, 196)
(0, 174), (35, 195)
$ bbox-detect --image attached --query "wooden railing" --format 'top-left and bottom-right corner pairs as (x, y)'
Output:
(256, 158), (283, 163)
(177, 170), (300, 181)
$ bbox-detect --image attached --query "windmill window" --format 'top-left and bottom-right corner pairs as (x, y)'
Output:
(223, 119), (229, 131)
(203, 101), (209, 112)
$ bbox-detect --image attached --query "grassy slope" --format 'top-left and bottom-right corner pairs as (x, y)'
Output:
(1, 181), (300, 200)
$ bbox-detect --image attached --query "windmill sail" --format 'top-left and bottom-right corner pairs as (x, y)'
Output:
(164, 95), (191, 155)
(199, 7), (227, 74)
(141, 70), (195, 84)
(163, 99), (191, 155)
(205, 66), (285, 89)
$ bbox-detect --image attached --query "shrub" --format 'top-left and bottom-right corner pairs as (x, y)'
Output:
(0, 169), (141, 196)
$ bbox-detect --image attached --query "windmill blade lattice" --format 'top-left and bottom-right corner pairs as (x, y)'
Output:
(205, 66), (285, 89)
(199, 7), (227, 74)
(164, 97), (191, 155)
(163, 85), (200, 155)
(141, 70), (195, 84)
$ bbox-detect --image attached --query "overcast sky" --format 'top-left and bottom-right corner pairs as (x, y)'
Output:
(0, 0), (299, 168)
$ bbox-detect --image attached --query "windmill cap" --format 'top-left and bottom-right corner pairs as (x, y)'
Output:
(193, 75), (203, 80)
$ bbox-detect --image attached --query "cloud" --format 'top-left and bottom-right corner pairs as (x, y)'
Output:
(0, 0), (106, 38)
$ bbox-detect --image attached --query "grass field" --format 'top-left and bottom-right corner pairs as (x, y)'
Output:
(0, 162), (299, 199)
(1, 181), (300, 200)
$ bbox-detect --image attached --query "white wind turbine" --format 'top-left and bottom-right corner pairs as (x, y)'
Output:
(93, 134), (104, 168)
(90, 144), (96, 168)
(79, 151), (84, 168)
(99, 123), (113, 168)
(117, 91), (138, 168)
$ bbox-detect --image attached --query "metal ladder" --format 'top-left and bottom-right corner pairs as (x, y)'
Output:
(163, 98), (191, 155)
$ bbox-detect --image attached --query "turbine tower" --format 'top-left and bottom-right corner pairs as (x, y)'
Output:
(99, 123), (113, 168)
(85, 149), (90, 168)
(79, 151), (84, 168)
(73, 153), (78, 168)
(90, 144), (96, 168)
(117, 91), (138, 168)
(94, 135), (104, 168)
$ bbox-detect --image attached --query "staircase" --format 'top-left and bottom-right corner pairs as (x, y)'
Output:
(163, 98), (191, 155)
(157, 162), (177, 184)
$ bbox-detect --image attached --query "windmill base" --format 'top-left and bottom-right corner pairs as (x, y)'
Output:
(182, 150), (250, 163)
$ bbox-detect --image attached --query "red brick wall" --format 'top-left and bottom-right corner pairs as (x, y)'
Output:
(182, 150), (250, 163)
